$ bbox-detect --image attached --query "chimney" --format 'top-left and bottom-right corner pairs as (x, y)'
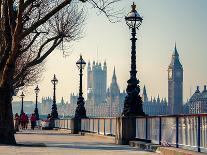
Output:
(196, 86), (200, 93)
(203, 85), (207, 92)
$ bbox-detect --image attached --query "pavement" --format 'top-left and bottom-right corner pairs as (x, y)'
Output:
(0, 129), (159, 155)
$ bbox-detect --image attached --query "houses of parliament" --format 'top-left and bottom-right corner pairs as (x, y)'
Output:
(68, 45), (183, 116)
(15, 44), (206, 116)
(67, 44), (207, 116)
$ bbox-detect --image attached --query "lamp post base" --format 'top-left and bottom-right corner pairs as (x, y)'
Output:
(51, 103), (58, 119)
(122, 80), (145, 116)
(34, 108), (39, 120)
(75, 97), (87, 119)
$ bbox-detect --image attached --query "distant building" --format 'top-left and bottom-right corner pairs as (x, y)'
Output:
(12, 101), (35, 115)
(87, 61), (107, 104)
(183, 86), (207, 114)
(40, 97), (53, 115)
(168, 44), (183, 115)
(69, 61), (126, 117)
(142, 86), (168, 116)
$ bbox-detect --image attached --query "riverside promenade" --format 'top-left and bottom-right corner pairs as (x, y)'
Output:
(0, 130), (159, 155)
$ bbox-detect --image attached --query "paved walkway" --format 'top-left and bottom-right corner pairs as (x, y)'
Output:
(0, 130), (159, 155)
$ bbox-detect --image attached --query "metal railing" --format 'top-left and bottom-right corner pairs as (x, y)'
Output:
(135, 114), (207, 153)
(54, 119), (73, 130)
(81, 117), (116, 136)
(54, 114), (207, 153)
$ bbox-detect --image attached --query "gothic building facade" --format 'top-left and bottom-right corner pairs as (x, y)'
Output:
(142, 86), (168, 115)
(183, 86), (207, 114)
(87, 61), (107, 104)
(40, 96), (67, 116)
(69, 61), (126, 117)
(168, 44), (183, 115)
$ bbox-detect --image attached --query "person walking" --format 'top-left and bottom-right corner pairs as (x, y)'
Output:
(25, 114), (29, 129)
(30, 113), (36, 130)
(14, 113), (20, 132)
(21, 112), (27, 129)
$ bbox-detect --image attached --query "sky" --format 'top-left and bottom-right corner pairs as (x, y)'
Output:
(13, 0), (207, 103)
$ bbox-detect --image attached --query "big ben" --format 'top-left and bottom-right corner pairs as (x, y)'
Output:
(168, 43), (183, 115)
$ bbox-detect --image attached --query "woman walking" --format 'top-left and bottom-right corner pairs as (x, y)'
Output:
(21, 113), (27, 129)
(14, 113), (20, 132)
(30, 113), (36, 130)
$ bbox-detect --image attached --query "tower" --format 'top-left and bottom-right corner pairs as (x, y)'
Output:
(87, 61), (93, 100)
(168, 43), (183, 114)
(142, 85), (148, 102)
(110, 67), (120, 102)
(87, 61), (107, 104)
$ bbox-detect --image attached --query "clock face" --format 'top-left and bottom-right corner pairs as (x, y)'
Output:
(168, 69), (173, 79)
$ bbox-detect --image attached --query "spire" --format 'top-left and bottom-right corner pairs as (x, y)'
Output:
(110, 67), (120, 99)
(195, 86), (200, 93)
(173, 42), (179, 57)
(87, 61), (91, 71)
(203, 85), (207, 93)
(103, 60), (107, 70)
(157, 94), (160, 103)
(112, 67), (117, 81)
(169, 43), (182, 68)
(142, 85), (148, 102)
(104, 60), (106, 66)
(143, 85), (147, 95)
(61, 97), (64, 105)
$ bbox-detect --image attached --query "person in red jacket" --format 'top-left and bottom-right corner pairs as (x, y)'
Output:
(30, 113), (36, 130)
(21, 113), (27, 129)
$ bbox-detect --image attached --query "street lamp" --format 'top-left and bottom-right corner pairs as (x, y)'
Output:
(75, 55), (87, 119)
(20, 92), (25, 115)
(122, 2), (145, 116)
(34, 85), (40, 120)
(51, 74), (59, 119)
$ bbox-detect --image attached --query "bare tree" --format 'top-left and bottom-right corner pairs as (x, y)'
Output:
(0, 0), (122, 144)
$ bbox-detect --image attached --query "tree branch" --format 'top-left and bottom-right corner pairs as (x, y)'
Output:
(21, 0), (72, 39)
(27, 38), (63, 68)
(21, 32), (40, 53)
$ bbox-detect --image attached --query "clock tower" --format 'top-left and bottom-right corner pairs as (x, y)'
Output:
(168, 43), (183, 115)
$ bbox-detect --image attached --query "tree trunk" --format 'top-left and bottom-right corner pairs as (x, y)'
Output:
(0, 87), (16, 144)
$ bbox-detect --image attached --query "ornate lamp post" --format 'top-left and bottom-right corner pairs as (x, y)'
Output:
(34, 85), (40, 120)
(75, 55), (87, 119)
(51, 74), (59, 119)
(122, 2), (145, 116)
(20, 92), (25, 115)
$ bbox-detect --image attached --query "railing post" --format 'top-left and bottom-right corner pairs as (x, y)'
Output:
(98, 119), (100, 134)
(176, 116), (179, 148)
(145, 117), (148, 140)
(93, 119), (94, 133)
(104, 119), (106, 135)
(110, 118), (112, 135)
(197, 116), (201, 152)
(159, 117), (162, 145)
(89, 118), (90, 132)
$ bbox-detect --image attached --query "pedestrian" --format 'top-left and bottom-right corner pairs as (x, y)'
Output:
(14, 113), (20, 132)
(25, 114), (29, 129)
(30, 113), (36, 130)
(21, 112), (27, 129)
(47, 114), (51, 120)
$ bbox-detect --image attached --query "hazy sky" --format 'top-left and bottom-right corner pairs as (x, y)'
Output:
(14, 0), (207, 103)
